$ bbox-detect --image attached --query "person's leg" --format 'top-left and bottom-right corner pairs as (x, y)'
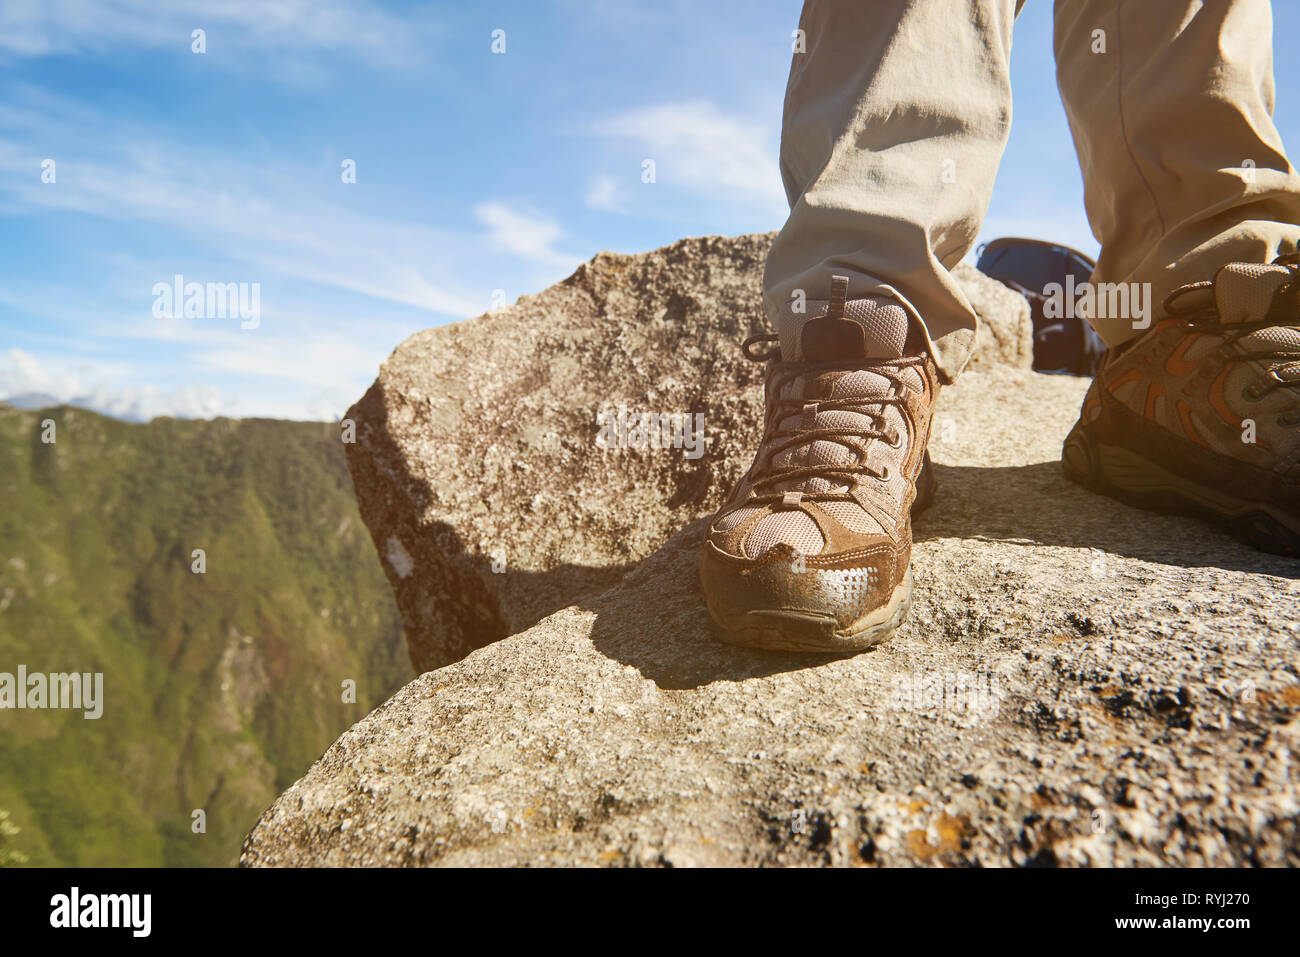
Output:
(701, 1), (1022, 652)
(1055, 0), (1300, 554)
(1054, 0), (1300, 346)
(763, 0), (1022, 380)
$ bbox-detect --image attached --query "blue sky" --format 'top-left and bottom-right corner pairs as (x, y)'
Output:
(2, 0), (1299, 420)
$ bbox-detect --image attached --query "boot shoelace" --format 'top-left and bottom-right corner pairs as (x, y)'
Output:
(1163, 254), (1300, 424)
(738, 332), (920, 504)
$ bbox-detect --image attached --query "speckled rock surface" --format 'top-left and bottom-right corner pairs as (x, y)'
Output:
(953, 261), (1034, 371)
(343, 233), (1030, 673)
(245, 365), (1300, 867)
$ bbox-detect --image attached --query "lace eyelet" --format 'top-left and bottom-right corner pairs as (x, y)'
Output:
(1243, 384), (1264, 402)
(887, 430), (903, 448)
(1280, 412), (1300, 426)
(875, 465), (891, 482)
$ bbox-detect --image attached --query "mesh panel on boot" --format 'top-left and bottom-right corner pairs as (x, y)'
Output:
(778, 295), (911, 361)
(745, 510), (825, 559)
(1240, 326), (1300, 385)
(1212, 265), (1300, 383)
(844, 298), (907, 358)
(768, 371), (893, 496)
(1214, 263), (1291, 324)
(819, 500), (886, 535)
(739, 361), (901, 554)
(714, 505), (760, 531)
(1238, 325), (1300, 354)
(832, 369), (893, 398)
(895, 365), (924, 392)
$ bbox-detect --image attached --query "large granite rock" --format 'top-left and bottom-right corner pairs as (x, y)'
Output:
(954, 261), (1035, 371)
(344, 234), (1030, 673)
(245, 364), (1300, 867)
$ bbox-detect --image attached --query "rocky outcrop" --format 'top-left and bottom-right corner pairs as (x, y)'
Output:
(343, 233), (1031, 673)
(954, 262), (1035, 371)
(245, 234), (1300, 867)
(246, 363), (1300, 867)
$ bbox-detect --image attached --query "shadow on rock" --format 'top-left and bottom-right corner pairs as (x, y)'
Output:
(346, 379), (638, 673)
(916, 461), (1300, 579)
(588, 463), (1300, 691)
(585, 518), (851, 690)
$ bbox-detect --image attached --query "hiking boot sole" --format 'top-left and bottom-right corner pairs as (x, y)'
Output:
(705, 565), (913, 653)
(1063, 422), (1300, 557)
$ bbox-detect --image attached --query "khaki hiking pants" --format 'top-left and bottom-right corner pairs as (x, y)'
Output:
(765, 0), (1300, 381)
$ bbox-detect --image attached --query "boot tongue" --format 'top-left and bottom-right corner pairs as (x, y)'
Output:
(770, 364), (896, 495)
(1211, 262), (1300, 382)
(787, 275), (910, 362)
(1213, 263), (1294, 325)
(767, 276), (905, 497)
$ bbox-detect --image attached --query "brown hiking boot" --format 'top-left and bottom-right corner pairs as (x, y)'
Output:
(699, 276), (939, 652)
(1063, 257), (1300, 555)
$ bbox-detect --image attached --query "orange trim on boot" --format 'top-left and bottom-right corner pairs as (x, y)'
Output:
(1164, 333), (1201, 377)
(1107, 368), (1141, 393)
(1144, 381), (1165, 420)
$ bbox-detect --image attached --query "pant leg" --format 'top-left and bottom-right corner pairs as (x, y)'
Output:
(1054, 0), (1300, 347)
(763, 0), (1022, 381)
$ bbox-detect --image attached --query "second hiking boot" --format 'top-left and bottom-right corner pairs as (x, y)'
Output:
(699, 276), (939, 652)
(1063, 258), (1300, 555)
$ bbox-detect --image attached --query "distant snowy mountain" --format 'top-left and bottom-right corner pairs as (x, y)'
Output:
(2, 392), (66, 411)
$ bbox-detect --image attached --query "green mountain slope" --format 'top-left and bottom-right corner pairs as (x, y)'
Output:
(0, 404), (411, 866)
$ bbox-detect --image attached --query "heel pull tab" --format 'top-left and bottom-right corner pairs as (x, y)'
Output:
(800, 275), (866, 361)
(827, 275), (849, 321)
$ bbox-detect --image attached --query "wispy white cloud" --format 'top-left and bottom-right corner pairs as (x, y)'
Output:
(0, 0), (440, 68)
(0, 340), (382, 421)
(1, 347), (86, 398)
(474, 202), (585, 273)
(0, 347), (233, 421)
(0, 90), (486, 319)
(593, 100), (786, 215)
(0, 80), (543, 419)
(584, 174), (625, 213)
